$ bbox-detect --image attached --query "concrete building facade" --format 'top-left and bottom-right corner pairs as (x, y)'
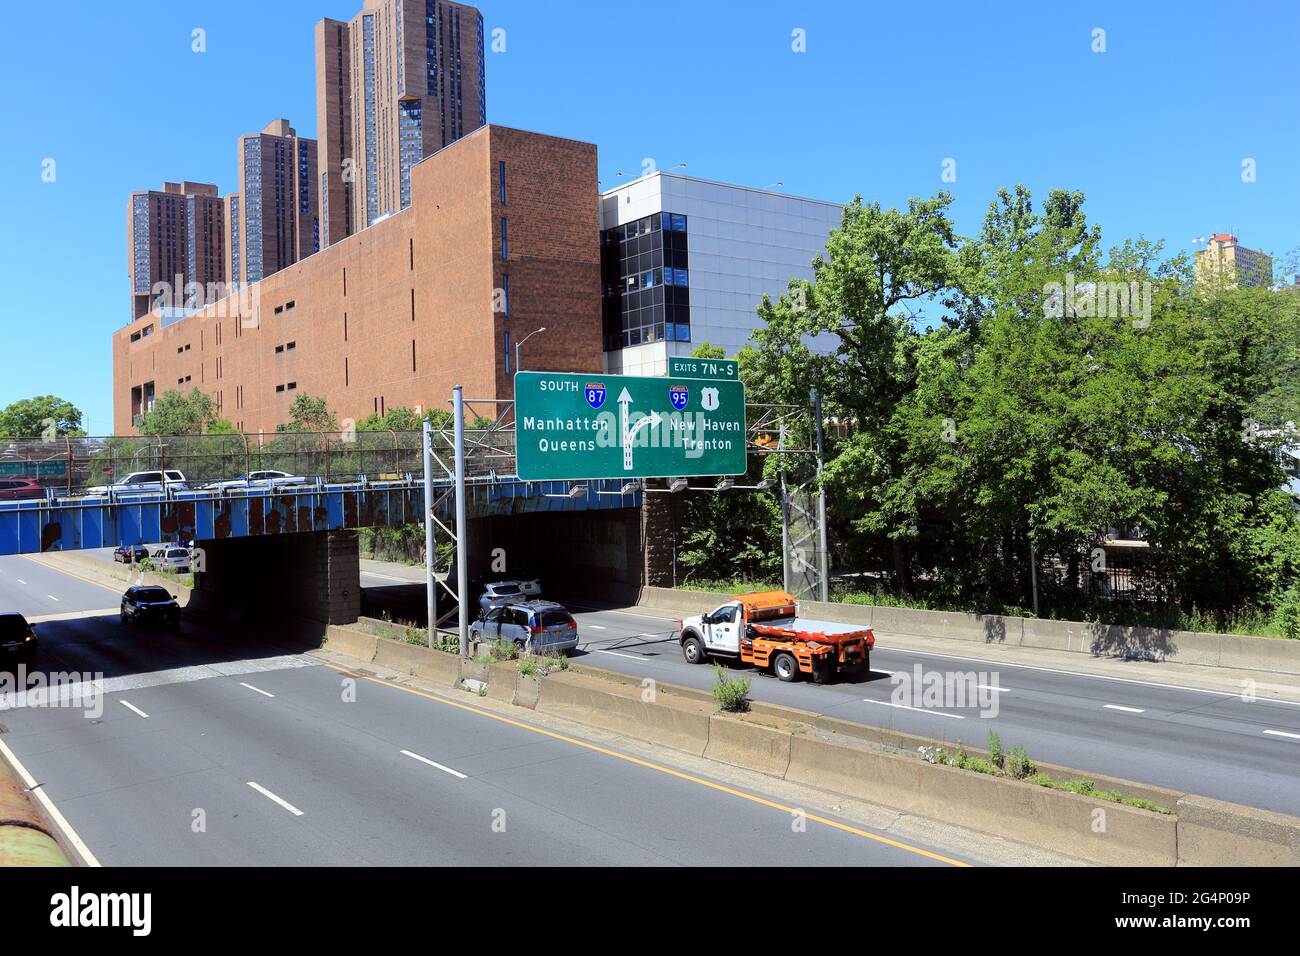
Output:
(229, 120), (319, 287)
(113, 126), (601, 435)
(127, 182), (227, 320)
(598, 172), (843, 376)
(315, 0), (487, 246)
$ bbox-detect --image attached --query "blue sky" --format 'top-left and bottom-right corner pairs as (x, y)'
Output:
(1, 0), (1297, 433)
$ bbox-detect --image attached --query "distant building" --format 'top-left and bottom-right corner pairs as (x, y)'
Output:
(1195, 233), (1273, 289)
(598, 172), (843, 376)
(229, 120), (319, 286)
(315, 0), (487, 246)
(126, 182), (226, 321)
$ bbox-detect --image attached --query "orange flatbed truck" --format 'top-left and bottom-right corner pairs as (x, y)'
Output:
(677, 590), (873, 683)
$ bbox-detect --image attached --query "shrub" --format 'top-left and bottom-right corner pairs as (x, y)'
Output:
(1006, 745), (1035, 779)
(1275, 586), (1300, 640)
(987, 730), (1004, 770)
(492, 640), (519, 661)
(519, 659), (537, 676)
(711, 663), (751, 713)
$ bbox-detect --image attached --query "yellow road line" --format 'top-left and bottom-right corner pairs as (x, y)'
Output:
(323, 662), (970, 867)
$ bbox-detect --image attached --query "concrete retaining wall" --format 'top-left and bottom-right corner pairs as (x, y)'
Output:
(321, 625), (1298, 866)
(637, 586), (1300, 675)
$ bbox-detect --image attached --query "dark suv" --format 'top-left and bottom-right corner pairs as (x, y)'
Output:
(0, 612), (36, 664)
(120, 586), (181, 628)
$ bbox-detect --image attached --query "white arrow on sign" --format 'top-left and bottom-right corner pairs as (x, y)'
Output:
(619, 388), (662, 471)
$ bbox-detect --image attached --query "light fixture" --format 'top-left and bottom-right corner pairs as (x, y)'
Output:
(598, 480), (642, 496)
(716, 477), (734, 491)
(568, 484), (588, 498)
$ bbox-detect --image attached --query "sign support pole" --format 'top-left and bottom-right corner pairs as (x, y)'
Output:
(422, 417), (435, 648)
(453, 386), (470, 657)
(812, 388), (830, 603)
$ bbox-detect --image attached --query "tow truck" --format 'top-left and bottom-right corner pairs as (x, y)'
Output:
(677, 590), (873, 683)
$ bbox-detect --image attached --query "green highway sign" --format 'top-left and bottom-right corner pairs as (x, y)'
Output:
(668, 356), (739, 381)
(0, 460), (66, 478)
(515, 371), (747, 480)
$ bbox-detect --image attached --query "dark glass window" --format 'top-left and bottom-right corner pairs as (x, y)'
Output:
(599, 210), (690, 350)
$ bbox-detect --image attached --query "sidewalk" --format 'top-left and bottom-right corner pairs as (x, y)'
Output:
(359, 558), (427, 583)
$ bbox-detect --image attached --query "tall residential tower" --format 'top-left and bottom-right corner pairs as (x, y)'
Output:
(228, 119), (319, 286)
(126, 182), (227, 320)
(315, 0), (486, 246)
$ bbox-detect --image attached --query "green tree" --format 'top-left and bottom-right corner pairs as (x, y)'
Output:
(0, 395), (85, 437)
(137, 388), (221, 436)
(277, 393), (339, 433)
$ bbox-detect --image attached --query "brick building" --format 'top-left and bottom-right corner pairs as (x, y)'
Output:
(113, 126), (602, 434)
(126, 182), (227, 320)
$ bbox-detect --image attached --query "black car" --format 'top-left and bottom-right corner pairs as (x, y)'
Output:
(120, 586), (181, 628)
(113, 544), (149, 564)
(0, 612), (37, 664)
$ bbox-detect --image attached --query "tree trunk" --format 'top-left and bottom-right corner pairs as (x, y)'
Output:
(892, 539), (914, 598)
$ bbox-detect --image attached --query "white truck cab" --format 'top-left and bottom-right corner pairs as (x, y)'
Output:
(681, 602), (744, 657)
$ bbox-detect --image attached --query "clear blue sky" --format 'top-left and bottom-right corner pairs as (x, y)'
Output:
(1, 0), (1297, 433)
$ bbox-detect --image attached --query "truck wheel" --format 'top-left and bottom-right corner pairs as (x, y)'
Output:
(682, 634), (706, 665)
(773, 652), (799, 682)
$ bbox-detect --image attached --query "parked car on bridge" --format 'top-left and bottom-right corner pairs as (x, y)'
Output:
(0, 478), (46, 501)
(148, 547), (193, 572)
(113, 544), (149, 563)
(470, 600), (578, 655)
(120, 586), (181, 628)
(204, 470), (307, 491)
(84, 470), (189, 498)
(0, 611), (37, 664)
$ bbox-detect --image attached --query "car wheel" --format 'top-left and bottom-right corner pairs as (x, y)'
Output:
(682, 634), (706, 665)
(120, 609), (128, 624)
(773, 652), (799, 682)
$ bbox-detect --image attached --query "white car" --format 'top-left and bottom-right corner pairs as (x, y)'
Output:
(205, 470), (307, 491)
(85, 470), (189, 498)
(148, 546), (192, 572)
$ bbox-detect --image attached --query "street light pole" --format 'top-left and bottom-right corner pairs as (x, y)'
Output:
(515, 327), (547, 374)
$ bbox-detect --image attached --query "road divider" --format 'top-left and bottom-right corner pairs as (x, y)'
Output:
(320, 625), (1300, 866)
(0, 740), (75, 866)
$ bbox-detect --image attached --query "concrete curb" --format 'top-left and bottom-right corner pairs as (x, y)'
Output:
(325, 627), (1299, 866)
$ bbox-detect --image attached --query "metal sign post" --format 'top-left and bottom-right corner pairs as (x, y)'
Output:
(812, 388), (830, 603)
(422, 418), (436, 648)
(453, 386), (470, 656)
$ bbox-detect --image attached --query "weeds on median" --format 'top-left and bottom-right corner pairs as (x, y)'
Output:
(918, 735), (1171, 813)
(711, 663), (751, 713)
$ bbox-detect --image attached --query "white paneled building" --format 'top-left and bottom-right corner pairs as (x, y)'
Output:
(598, 172), (843, 376)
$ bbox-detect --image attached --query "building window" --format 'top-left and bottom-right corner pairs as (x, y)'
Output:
(287, 382), (297, 390)
(276, 384), (285, 393)
(600, 211), (691, 350)
(500, 217), (508, 260)
(501, 273), (510, 316)
(499, 161), (506, 205)
(504, 330), (511, 374)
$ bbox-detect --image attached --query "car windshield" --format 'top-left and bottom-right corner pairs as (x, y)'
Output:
(537, 610), (573, 627)
(0, 615), (29, 638)
(135, 588), (172, 602)
(492, 584), (522, 595)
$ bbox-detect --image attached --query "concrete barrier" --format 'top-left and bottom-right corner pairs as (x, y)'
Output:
(1176, 795), (1300, 866)
(536, 672), (713, 756)
(486, 662), (520, 704)
(0, 753), (72, 866)
(323, 625), (378, 663)
(703, 715), (795, 777)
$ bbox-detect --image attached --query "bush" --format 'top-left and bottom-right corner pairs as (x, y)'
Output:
(1274, 586), (1300, 640)
(403, 626), (429, 646)
(1006, 745), (1035, 779)
(491, 639), (519, 662)
(711, 663), (751, 712)
(519, 659), (537, 676)
(987, 731), (1004, 770)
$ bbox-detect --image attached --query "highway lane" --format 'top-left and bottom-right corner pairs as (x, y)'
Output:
(563, 603), (1300, 816)
(0, 554), (122, 618)
(0, 561), (973, 866)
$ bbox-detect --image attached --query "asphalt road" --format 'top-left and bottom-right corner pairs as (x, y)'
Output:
(557, 601), (1300, 816)
(0, 556), (970, 866)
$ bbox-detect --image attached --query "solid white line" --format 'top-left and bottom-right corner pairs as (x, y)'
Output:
(592, 649), (653, 661)
(246, 781), (304, 816)
(239, 682), (275, 698)
(0, 737), (101, 866)
(400, 749), (467, 778)
(587, 625), (607, 630)
(1103, 704), (1145, 714)
(46, 595), (59, 602)
(1263, 729), (1300, 741)
(875, 645), (1300, 708)
(862, 699), (965, 719)
(119, 700), (149, 718)
(978, 684), (1011, 693)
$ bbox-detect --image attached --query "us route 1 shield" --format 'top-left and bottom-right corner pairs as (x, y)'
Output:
(514, 370), (747, 480)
